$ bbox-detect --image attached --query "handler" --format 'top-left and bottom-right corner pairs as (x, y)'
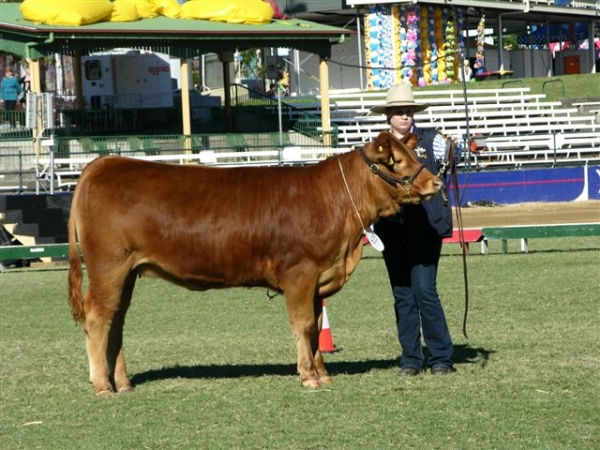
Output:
(371, 83), (456, 376)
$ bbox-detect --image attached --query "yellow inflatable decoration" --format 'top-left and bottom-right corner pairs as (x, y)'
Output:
(20, 0), (114, 26)
(182, 0), (274, 25)
(155, 0), (183, 19)
(110, 0), (182, 22)
(110, 0), (140, 22)
(128, 0), (160, 19)
(20, 0), (274, 26)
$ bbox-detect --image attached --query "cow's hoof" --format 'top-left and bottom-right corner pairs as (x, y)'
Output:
(301, 378), (322, 389)
(319, 375), (333, 385)
(94, 388), (115, 397)
(117, 385), (134, 394)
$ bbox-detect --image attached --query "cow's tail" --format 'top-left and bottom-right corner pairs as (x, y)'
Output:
(67, 210), (85, 324)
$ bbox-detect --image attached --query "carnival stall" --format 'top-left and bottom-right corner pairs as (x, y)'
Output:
(363, 4), (487, 88)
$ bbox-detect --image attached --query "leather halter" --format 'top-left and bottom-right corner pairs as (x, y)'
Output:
(358, 146), (426, 189)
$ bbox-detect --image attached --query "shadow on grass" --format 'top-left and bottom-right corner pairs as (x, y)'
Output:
(130, 344), (493, 386)
(453, 344), (494, 367)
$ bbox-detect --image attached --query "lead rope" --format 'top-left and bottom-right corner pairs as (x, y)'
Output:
(338, 158), (368, 234)
(448, 141), (470, 340)
(338, 158), (385, 251)
(456, 50), (472, 340)
(439, 140), (469, 339)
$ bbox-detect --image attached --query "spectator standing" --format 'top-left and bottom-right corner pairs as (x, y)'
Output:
(266, 83), (278, 97)
(459, 59), (473, 82)
(370, 83), (456, 377)
(19, 67), (31, 104)
(1, 67), (23, 127)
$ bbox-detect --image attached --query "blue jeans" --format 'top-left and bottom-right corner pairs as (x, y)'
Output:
(375, 221), (454, 370)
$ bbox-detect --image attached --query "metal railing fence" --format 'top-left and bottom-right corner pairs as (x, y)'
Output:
(0, 128), (342, 193)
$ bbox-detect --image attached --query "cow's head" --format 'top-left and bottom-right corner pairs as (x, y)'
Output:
(361, 131), (442, 206)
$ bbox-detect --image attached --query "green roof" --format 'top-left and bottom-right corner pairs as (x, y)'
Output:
(0, 3), (353, 59)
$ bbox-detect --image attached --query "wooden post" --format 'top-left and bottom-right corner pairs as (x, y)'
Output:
(26, 58), (43, 159)
(219, 51), (234, 133)
(180, 58), (192, 153)
(319, 58), (332, 147)
(73, 50), (84, 109)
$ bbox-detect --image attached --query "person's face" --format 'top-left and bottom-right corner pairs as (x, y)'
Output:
(386, 107), (414, 135)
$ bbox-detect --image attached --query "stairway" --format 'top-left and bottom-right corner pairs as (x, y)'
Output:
(0, 194), (73, 246)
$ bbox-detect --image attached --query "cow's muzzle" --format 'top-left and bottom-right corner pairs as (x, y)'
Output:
(359, 147), (442, 203)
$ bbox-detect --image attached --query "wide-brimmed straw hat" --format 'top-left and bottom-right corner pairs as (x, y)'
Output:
(370, 83), (429, 114)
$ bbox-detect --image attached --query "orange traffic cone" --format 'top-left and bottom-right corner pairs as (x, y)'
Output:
(319, 299), (339, 353)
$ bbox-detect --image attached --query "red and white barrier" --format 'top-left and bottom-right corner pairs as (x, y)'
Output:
(319, 299), (338, 353)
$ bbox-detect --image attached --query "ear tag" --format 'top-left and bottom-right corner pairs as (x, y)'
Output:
(388, 157), (394, 166)
(364, 229), (385, 252)
(378, 146), (383, 152)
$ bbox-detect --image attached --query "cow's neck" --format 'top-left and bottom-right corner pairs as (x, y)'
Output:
(337, 157), (370, 234)
(336, 152), (383, 231)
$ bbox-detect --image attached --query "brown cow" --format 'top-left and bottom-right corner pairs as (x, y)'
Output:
(68, 131), (442, 395)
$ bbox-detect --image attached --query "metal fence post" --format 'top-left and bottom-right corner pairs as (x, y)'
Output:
(18, 150), (23, 194)
(49, 149), (55, 195)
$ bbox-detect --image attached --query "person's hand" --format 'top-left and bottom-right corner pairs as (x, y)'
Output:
(448, 134), (460, 148)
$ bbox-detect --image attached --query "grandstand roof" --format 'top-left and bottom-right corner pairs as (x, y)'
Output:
(0, 3), (353, 60)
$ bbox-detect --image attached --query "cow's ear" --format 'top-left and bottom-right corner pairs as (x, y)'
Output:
(368, 131), (396, 165)
(389, 134), (416, 168)
(403, 132), (419, 150)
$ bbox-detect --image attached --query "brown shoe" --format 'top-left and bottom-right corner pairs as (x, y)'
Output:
(431, 365), (455, 375)
(398, 367), (420, 377)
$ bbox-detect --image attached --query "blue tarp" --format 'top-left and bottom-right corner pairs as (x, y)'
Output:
(449, 165), (600, 205)
(517, 23), (588, 45)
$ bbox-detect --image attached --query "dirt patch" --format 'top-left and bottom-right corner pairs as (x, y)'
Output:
(455, 201), (600, 228)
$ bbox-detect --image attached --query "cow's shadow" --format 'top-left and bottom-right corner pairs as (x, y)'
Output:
(130, 344), (493, 387)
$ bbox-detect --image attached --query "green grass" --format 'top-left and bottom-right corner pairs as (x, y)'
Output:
(412, 73), (600, 103)
(249, 74), (600, 105)
(1, 237), (599, 450)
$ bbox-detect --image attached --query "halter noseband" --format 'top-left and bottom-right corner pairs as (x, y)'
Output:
(358, 146), (426, 190)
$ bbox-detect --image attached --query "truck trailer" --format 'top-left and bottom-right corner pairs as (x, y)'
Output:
(81, 50), (174, 110)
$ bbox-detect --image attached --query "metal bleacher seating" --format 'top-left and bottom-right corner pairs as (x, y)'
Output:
(319, 87), (600, 169)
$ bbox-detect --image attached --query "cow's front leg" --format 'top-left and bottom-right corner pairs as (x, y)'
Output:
(314, 349), (332, 385)
(283, 279), (322, 388)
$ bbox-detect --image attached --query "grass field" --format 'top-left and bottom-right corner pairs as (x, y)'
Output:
(1, 237), (599, 450)
(412, 73), (600, 103)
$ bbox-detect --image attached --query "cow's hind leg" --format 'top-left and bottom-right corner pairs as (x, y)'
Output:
(108, 272), (136, 393)
(282, 275), (323, 388)
(85, 267), (134, 396)
(85, 291), (116, 396)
